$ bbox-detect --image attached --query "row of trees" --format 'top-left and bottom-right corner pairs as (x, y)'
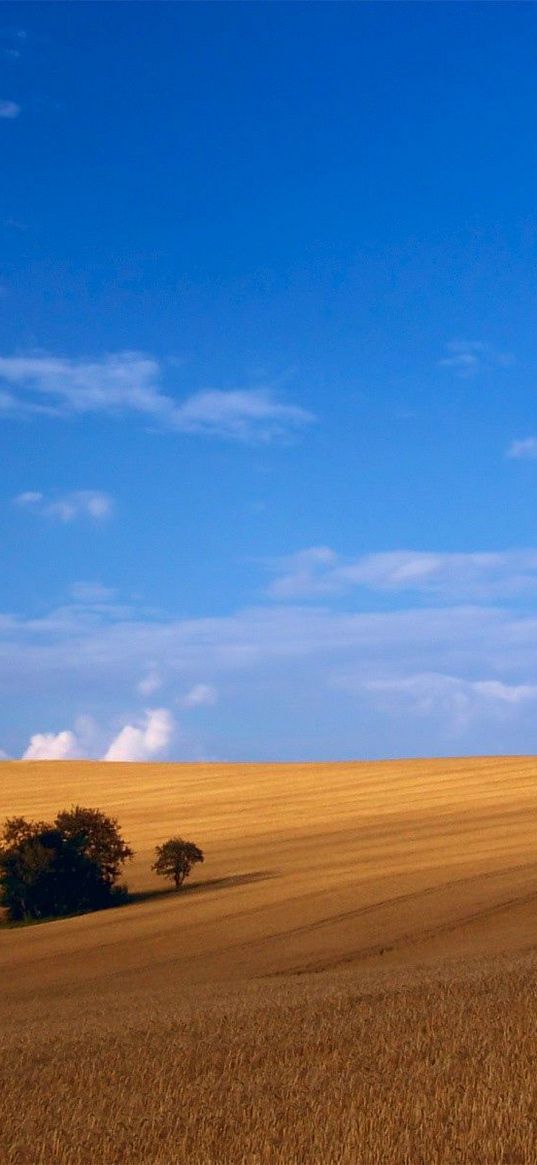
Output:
(0, 806), (204, 923)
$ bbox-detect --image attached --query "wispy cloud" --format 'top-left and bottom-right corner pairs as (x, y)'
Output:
(0, 100), (20, 119)
(69, 581), (117, 605)
(0, 28), (24, 58)
(171, 389), (312, 441)
(0, 352), (315, 442)
(3, 218), (28, 232)
(0, 352), (168, 418)
(438, 340), (512, 379)
(0, 28), (26, 43)
(137, 669), (162, 696)
(335, 671), (537, 734)
(103, 708), (174, 762)
(268, 547), (537, 602)
(14, 489), (113, 522)
(506, 437), (537, 461)
(0, 27), (26, 61)
(181, 683), (218, 708)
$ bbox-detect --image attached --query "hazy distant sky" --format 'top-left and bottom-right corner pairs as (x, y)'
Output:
(3, 2), (537, 761)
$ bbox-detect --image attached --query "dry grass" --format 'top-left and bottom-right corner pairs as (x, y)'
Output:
(3, 957), (537, 1164)
(1, 756), (537, 1163)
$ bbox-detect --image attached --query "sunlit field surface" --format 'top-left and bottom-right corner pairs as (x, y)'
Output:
(2, 757), (537, 1163)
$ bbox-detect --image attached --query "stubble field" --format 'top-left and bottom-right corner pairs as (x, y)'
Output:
(1, 756), (537, 1164)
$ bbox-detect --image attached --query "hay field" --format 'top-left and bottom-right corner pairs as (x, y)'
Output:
(1, 756), (537, 1164)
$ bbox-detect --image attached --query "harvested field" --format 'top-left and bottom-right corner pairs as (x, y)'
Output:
(1, 756), (537, 1163)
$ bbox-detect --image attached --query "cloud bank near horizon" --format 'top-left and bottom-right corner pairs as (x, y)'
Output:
(7, 546), (537, 761)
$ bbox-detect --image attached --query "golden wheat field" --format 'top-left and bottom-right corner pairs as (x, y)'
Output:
(1, 756), (537, 1164)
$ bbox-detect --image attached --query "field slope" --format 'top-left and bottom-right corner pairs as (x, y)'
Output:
(2, 756), (537, 1164)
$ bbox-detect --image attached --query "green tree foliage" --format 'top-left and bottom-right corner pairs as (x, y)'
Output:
(0, 808), (133, 923)
(152, 838), (204, 888)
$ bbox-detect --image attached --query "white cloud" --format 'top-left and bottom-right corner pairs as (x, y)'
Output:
(14, 489), (113, 522)
(17, 709), (175, 763)
(438, 340), (512, 378)
(181, 683), (218, 708)
(268, 547), (537, 602)
(171, 388), (312, 442)
(103, 708), (174, 762)
(0, 352), (315, 442)
(506, 438), (537, 460)
(0, 100), (20, 119)
(22, 729), (80, 760)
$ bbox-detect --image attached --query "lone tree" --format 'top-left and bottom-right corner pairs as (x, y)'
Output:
(0, 807), (133, 923)
(152, 838), (204, 889)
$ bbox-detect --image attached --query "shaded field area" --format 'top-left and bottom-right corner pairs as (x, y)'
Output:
(2, 756), (537, 1162)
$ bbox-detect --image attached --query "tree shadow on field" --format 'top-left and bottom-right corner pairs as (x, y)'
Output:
(127, 869), (279, 907)
(1, 872), (280, 928)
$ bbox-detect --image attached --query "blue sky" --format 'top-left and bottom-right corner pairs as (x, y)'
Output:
(3, 2), (537, 761)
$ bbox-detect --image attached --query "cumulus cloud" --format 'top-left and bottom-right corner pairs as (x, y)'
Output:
(506, 438), (537, 460)
(22, 729), (80, 760)
(0, 352), (315, 442)
(103, 708), (174, 762)
(0, 100), (20, 119)
(268, 547), (537, 602)
(14, 489), (113, 522)
(438, 340), (512, 378)
(18, 709), (175, 762)
(181, 683), (218, 708)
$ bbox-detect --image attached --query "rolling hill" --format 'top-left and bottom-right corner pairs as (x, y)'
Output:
(1, 756), (537, 1163)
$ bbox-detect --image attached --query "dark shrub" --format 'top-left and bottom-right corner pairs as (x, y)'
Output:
(0, 809), (133, 923)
